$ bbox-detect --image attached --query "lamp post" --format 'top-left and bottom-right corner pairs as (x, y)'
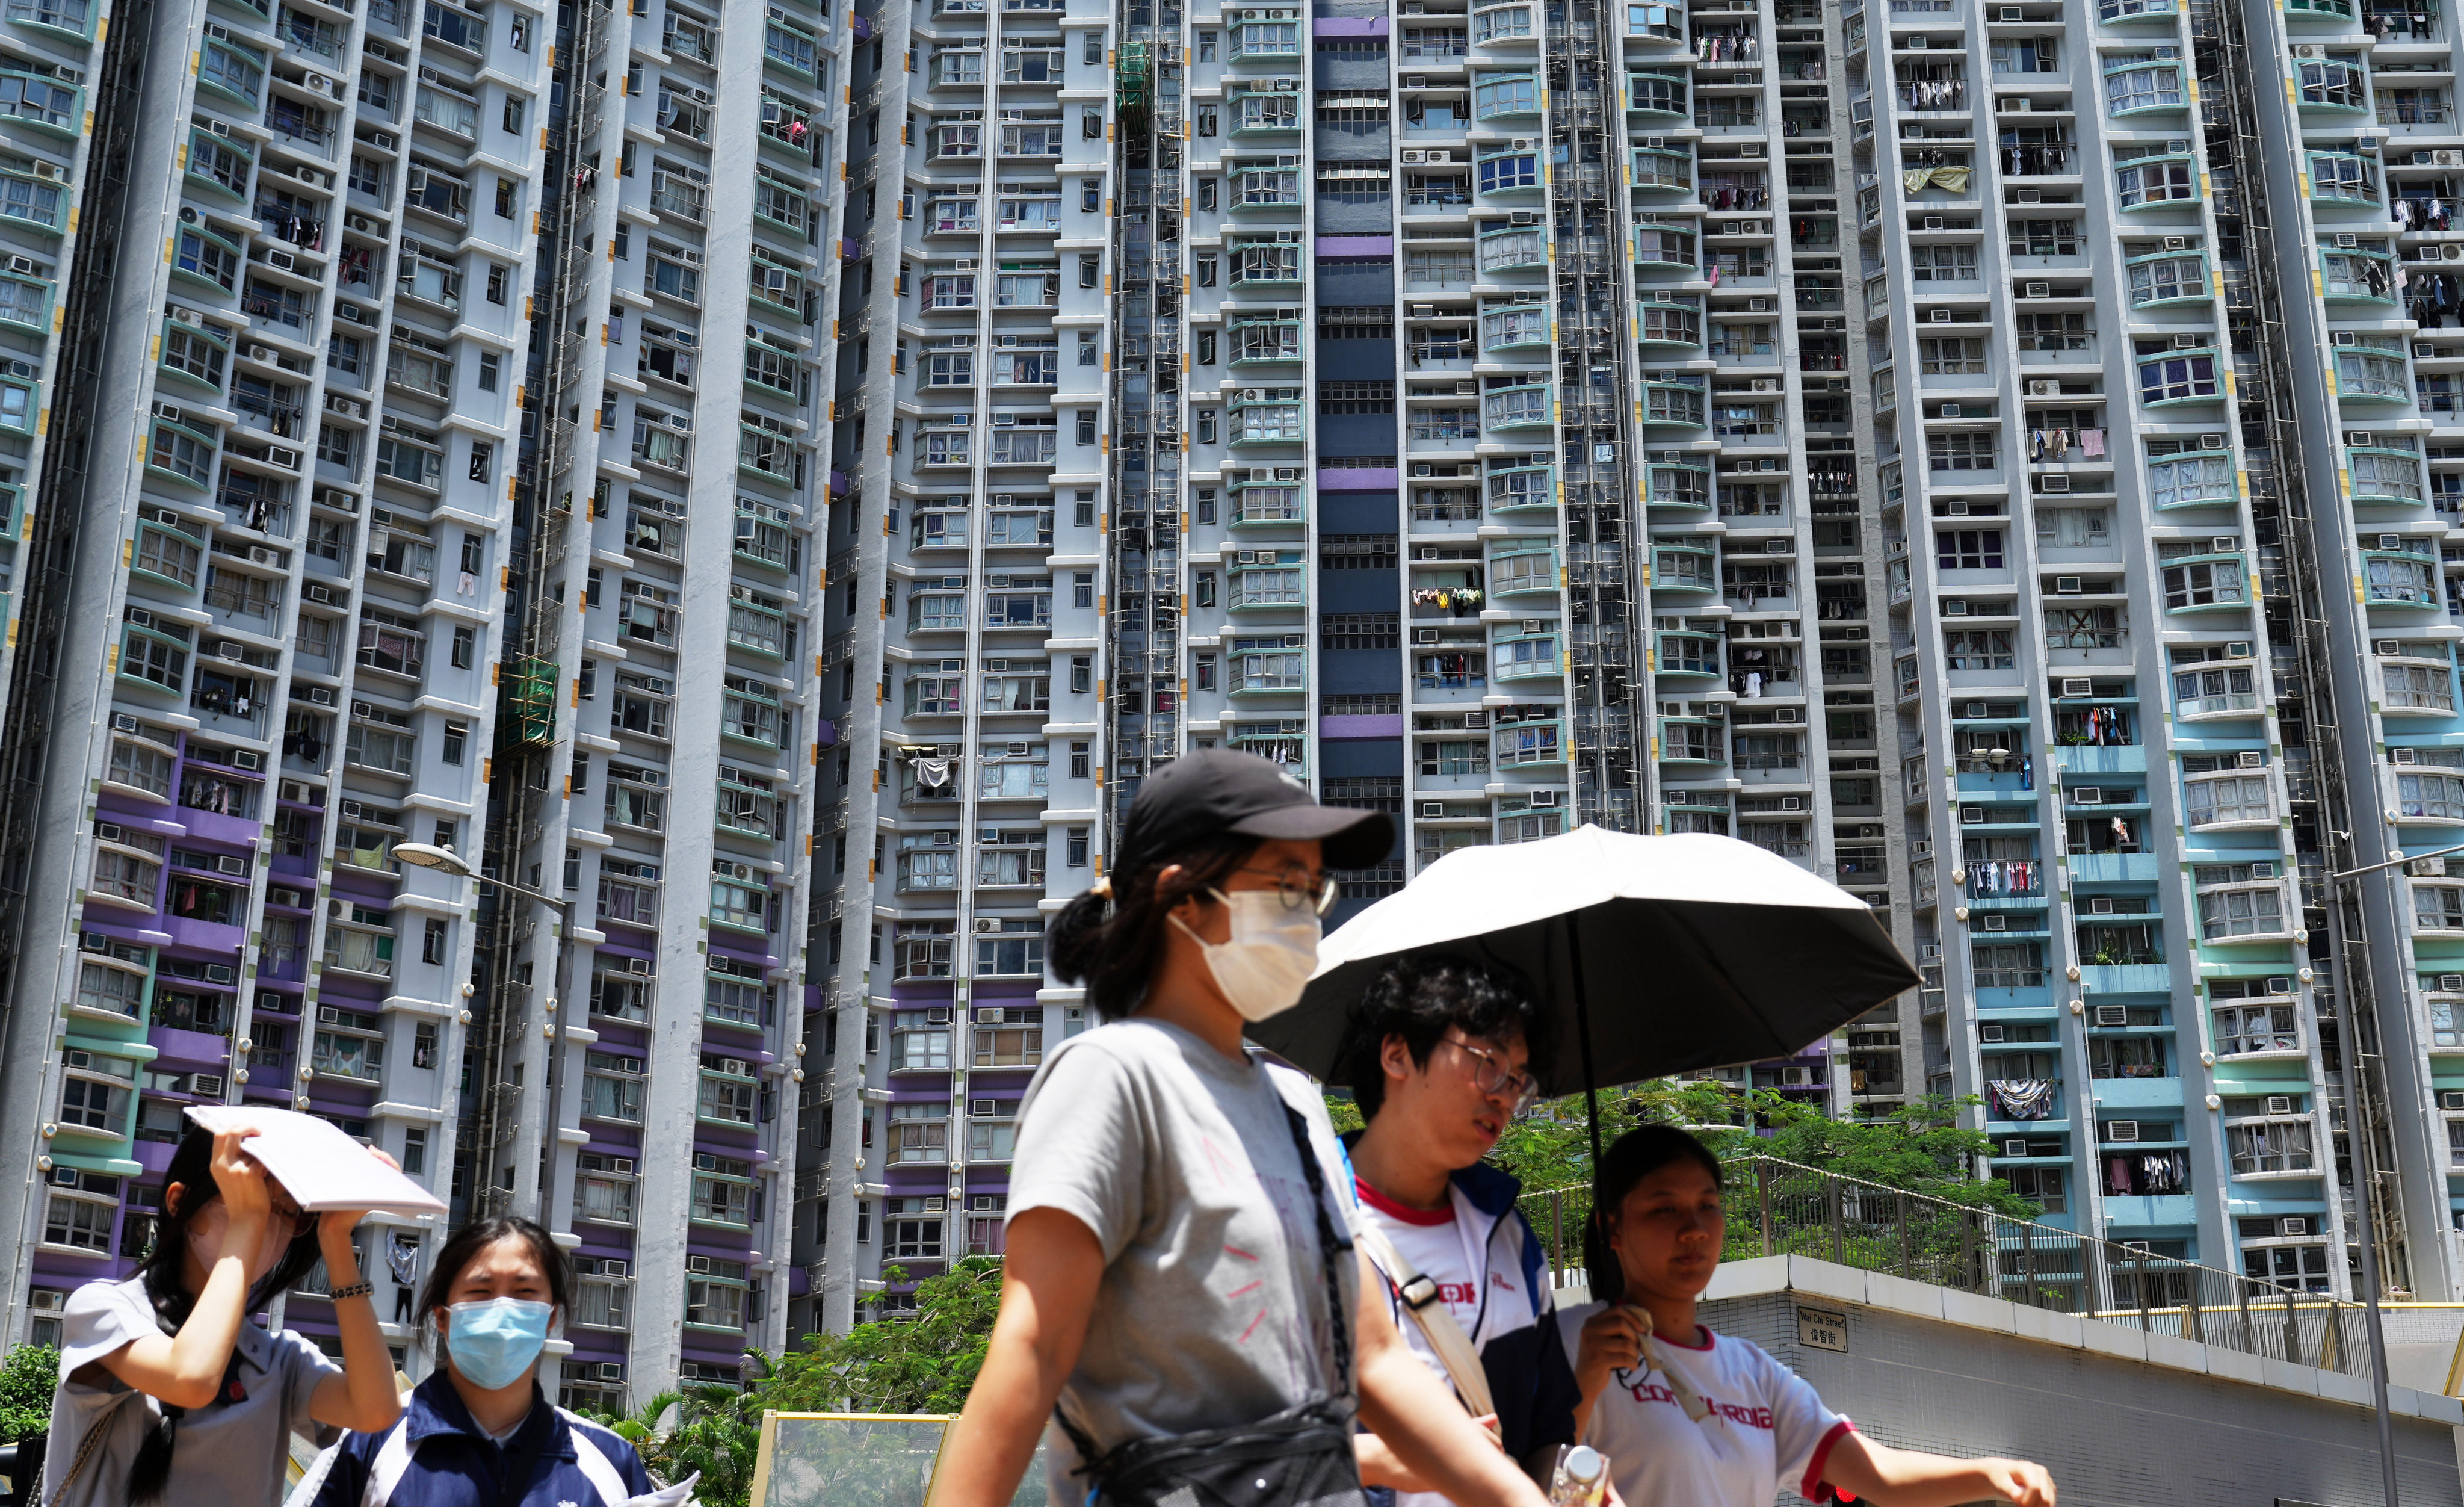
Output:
(395, 842), (575, 1224)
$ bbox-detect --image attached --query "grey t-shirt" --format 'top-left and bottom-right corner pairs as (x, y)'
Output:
(42, 1273), (342, 1507)
(1008, 1017), (1359, 1493)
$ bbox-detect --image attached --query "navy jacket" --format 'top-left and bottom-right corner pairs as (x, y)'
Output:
(310, 1372), (656, 1507)
(1344, 1134), (1583, 1464)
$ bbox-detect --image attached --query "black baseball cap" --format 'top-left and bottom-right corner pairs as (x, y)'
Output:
(1114, 749), (1395, 874)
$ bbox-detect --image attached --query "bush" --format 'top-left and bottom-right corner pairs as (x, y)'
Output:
(0, 1344), (58, 1444)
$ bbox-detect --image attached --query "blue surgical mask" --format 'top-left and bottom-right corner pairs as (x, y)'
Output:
(445, 1297), (554, 1391)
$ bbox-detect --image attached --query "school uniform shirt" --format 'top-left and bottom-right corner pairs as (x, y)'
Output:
(1345, 1142), (1578, 1507)
(1554, 1304), (1854, 1507)
(42, 1273), (342, 1507)
(306, 1372), (661, 1507)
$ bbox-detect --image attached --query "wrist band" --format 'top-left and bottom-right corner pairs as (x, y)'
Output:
(330, 1280), (375, 1302)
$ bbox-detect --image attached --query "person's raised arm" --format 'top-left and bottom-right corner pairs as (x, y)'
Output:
(931, 1208), (1106, 1507)
(309, 1148), (409, 1432)
(98, 1129), (271, 1409)
(1817, 1430), (2055, 1507)
(1351, 1248), (1549, 1507)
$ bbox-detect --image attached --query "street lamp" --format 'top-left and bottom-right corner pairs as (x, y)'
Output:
(395, 843), (575, 1225)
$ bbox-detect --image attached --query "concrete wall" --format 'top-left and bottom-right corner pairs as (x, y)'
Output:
(1680, 1257), (2464, 1506)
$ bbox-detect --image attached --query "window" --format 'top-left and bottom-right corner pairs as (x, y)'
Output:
(2214, 1001), (2299, 1056)
(582, 1051), (646, 1122)
(1925, 433), (1995, 472)
(2184, 773), (2270, 827)
(1935, 530), (2004, 569)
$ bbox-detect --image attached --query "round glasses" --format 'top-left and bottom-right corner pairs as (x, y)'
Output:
(1447, 1034), (1540, 1112)
(1232, 864), (1341, 917)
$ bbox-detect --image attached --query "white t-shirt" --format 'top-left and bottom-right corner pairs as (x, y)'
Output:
(1353, 1177), (1484, 1341)
(1555, 1303), (1853, 1507)
(1353, 1177), (1486, 1507)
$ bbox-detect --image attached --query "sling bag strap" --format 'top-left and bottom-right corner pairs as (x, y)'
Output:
(1348, 1218), (1496, 1418)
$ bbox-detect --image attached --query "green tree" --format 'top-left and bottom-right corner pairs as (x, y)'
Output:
(0, 1343), (56, 1444)
(761, 1258), (1003, 1416)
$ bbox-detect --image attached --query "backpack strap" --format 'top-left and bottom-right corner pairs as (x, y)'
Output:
(360, 1417), (418, 1507)
(560, 1420), (634, 1507)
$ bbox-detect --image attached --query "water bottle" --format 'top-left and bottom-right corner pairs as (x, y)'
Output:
(1546, 1444), (1608, 1507)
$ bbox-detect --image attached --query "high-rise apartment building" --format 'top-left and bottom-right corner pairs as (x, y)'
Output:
(0, 0), (833, 1400)
(791, 0), (2464, 1329)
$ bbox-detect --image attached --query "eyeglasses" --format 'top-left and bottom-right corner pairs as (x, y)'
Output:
(1446, 1034), (1540, 1112)
(1232, 864), (1341, 917)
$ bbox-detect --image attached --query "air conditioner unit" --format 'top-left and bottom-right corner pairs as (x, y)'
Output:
(1982, 913), (2008, 931)
(191, 1073), (224, 1096)
(1749, 297), (1773, 311)
(2335, 331), (2358, 347)
(1419, 801), (1444, 818)
(2446, 1091), (2464, 1110)
(2296, 43), (2321, 55)
(2421, 344), (2439, 359)
(2055, 576), (2083, 593)
(1921, 944), (1942, 960)
(304, 685), (335, 705)
(2395, 747), (2421, 767)
(2377, 639), (2403, 656)
(2164, 235), (2187, 252)
(2105, 1120), (2141, 1142)
(2173, 333), (2200, 349)
(111, 713), (140, 734)
(2039, 475), (2072, 494)
(2095, 1004), (2129, 1026)
(2261, 1095), (2296, 1116)
(2029, 380), (2061, 397)
(1930, 308), (1953, 323)
(1962, 806), (1985, 823)
(2251, 861), (2277, 879)
(1415, 628), (1440, 644)
(687, 1255), (712, 1273)
(2025, 281), (2050, 297)
(2337, 232), (2359, 249)
(1923, 215), (1944, 231)
(2016, 188), (2042, 204)
(2442, 973), (2464, 992)
(2267, 976), (2294, 995)
(1463, 710), (1489, 728)
(2090, 896), (2114, 915)
(2279, 1218), (2310, 1237)
(2440, 150), (2464, 168)
(975, 1006), (1002, 1023)
(2062, 678), (2092, 696)
(1981, 1023), (2006, 1042)
(2227, 641), (2253, 658)
(2075, 788), (2104, 804)
(2002, 1136), (2029, 1157)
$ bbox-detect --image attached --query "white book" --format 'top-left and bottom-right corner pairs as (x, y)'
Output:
(184, 1106), (448, 1215)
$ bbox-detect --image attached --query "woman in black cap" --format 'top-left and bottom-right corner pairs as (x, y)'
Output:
(936, 750), (1549, 1507)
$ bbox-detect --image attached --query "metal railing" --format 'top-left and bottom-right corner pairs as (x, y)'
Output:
(1516, 1155), (2379, 1384)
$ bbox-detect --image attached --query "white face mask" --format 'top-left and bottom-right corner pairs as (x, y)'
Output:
(1173, 887), (1321, 1022)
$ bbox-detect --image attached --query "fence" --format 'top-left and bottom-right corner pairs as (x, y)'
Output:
(1516, 1154), (2378, 1384)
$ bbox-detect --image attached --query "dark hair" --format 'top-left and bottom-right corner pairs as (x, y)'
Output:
(1581, 1125), (1725, 1305)
(1335, 955), (1549, 1119)
(127, 1127), (324, 1503)
(1045, 832), (1258, 1020)
(415, 1215), (572, 1349)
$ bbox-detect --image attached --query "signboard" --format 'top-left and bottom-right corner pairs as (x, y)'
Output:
(747, 1411), (1049, 1507)
(1796, 1305), (1850, 1353)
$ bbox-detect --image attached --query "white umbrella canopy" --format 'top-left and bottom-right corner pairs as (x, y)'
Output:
(1246, 826), (1920, 1098)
